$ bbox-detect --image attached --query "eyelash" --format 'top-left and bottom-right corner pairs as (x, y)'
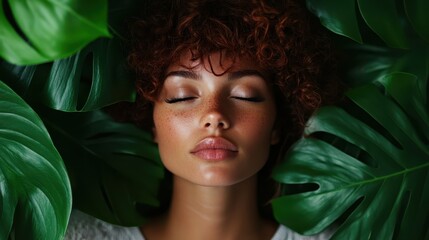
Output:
(164, 96), (264, 104)
(232, 96), (263, 102)
(164, 97), (196, 103)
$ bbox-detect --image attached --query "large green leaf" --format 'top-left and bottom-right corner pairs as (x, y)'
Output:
(38, 107), (164, 225)
(378, 72), (429, 132)
(307, 0), (429, 47)
(306, 0), (362, 43)
(0, 80), (71, 239)
(357, 0), (409, 49)
(42, 37), (135, 112)
(405, 0), (429, 43)
(272, 77), (429, 239)
(0, 0), (110, 65)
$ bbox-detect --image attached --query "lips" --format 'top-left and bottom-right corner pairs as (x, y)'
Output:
(191, 137), (238, 160)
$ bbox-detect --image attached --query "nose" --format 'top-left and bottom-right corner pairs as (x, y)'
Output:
(200, 100), (230, 130)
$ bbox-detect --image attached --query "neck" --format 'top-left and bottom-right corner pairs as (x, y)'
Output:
(143, 175), (276, 240)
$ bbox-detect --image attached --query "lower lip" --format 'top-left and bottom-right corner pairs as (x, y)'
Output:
(192, 149), (238, 161)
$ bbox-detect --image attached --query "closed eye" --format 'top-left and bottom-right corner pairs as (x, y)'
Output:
(164, 97), (197, 103)
(232, 96), (264, 102)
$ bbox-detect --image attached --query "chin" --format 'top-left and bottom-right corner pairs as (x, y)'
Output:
(192, 167), (258, 187)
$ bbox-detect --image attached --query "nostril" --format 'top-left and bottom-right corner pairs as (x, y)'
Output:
(203, 119), (229, 129)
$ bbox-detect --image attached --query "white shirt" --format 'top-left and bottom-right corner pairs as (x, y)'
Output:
(65, 210), (331, 240)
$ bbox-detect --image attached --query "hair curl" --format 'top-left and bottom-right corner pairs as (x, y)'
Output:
(127, 0), (341, 144)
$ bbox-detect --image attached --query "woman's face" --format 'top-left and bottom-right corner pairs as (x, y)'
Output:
(153, 53), (278, 187)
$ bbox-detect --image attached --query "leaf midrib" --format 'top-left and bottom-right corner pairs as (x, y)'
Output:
(315, 161), (429, 196)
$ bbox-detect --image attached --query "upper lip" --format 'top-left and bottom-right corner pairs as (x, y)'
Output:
(191, 137), (238, 153)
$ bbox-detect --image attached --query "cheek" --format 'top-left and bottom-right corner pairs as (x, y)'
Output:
(154, 107), (192, 141)
(235, 112), (275, 162)
(153, 106), (194, 162)
(237, 108), (276, 142)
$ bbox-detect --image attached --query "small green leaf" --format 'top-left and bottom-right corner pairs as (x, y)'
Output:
(0, 0), (110, 65)
(0, 80), (71, 240)
(39, 108), (164, 225)
(306, 0), (362, 43)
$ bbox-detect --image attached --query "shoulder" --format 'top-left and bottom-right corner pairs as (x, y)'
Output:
(65, 210), (144, 240)
(272, 225), (333, 240)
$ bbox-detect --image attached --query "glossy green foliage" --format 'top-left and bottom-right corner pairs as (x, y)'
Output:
(0, 0), (110, 65)
(273, 74), (429, 239)
(272, 1), (429, 238)
(0, 0), (136, 112)
(0, 0), (155, 235)
(38, 108), (164, 225)
(42, 38), (135, 112)
(307, 0), (429, 89)
(405, 0), (429, 43)
(0, 37), (135, 112)
(39, 0), (139, 112)
(307, 0), (429, 48)
(342, 42), (429, 88)
(0, 81), (71, 239)
(306, 0), (362, 44)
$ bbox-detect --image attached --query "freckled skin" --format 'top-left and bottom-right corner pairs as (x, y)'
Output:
(153, 53), (279, 187)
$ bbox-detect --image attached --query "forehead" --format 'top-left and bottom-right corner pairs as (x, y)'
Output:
(167, 51), (263, 75)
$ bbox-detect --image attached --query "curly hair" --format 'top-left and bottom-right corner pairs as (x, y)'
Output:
(127, 0), (341, 144)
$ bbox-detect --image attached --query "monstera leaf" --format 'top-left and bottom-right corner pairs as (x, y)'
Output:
(0, 81), (71, 239)
(0, 0), (137, 112)
(0, 0), (110, 65)
(272, 73), (429, 239)
(37, 107), (164, 225)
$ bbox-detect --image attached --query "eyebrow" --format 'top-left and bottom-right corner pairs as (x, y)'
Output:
(164, 69), (267, 81)
(227, 70), (266, 81)
(165, 71), (200, 80)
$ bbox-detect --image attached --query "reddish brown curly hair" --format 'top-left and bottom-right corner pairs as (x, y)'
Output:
(127, 0), (341, 144)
